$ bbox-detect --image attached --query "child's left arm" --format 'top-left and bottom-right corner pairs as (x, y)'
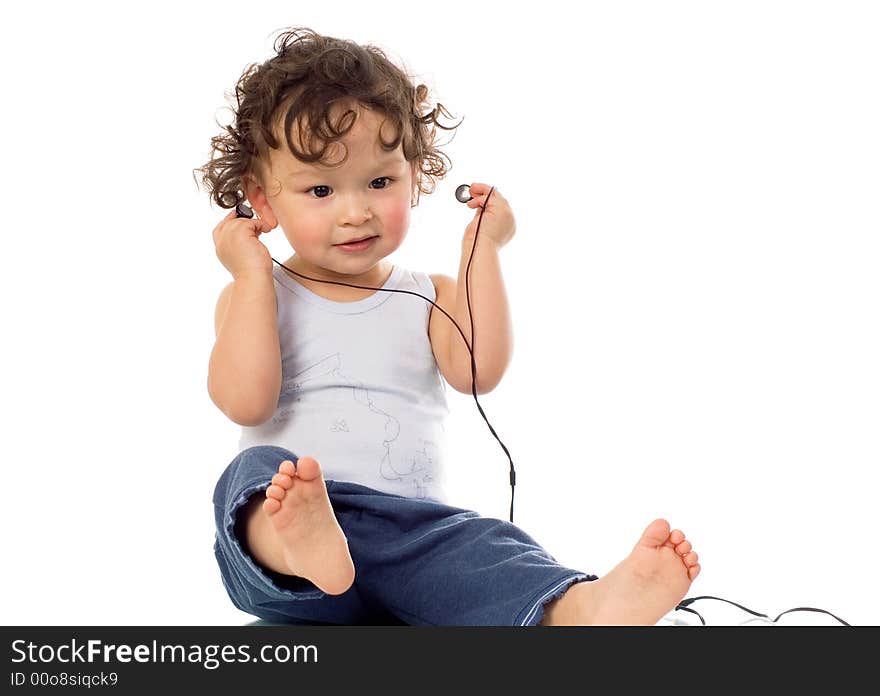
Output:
(429, 182), (516, 395)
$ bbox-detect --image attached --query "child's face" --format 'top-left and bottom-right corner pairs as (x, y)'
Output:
(247, 104), (415, 279)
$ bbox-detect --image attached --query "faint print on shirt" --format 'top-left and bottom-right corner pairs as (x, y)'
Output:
(274, 353), (437, 497)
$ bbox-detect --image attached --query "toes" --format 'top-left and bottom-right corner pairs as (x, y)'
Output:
(683, 551), (699, 567)
(675, 540), (692, 557)
(294, 456), (322, 481)
(272, 472), (294, 489)
(668, 529), (685, 545)
(262, 497), (281, 514)
(279, 460), (296, 476)
(638, 519), (671, 548)
(265, 484), (286, 501)
(688, 563), (701, 581)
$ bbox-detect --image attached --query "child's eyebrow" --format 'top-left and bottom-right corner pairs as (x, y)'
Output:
(287, 153), (406, 178)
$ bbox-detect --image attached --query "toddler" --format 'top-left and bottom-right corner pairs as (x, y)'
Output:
(194, 27), (700, 625)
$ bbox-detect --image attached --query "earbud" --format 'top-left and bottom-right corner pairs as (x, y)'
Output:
(235, 202), (254, 218)
(455, 184), (472, 203)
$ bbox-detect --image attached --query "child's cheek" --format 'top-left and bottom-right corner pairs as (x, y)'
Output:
(384, 204), (410, 244)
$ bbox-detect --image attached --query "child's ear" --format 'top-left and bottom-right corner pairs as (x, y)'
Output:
(241, 173), (278, 227)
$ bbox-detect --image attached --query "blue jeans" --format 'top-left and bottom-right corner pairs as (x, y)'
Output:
(213, 445), (596, 625)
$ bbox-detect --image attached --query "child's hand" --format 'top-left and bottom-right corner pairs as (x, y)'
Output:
(463, 182), (516, 248)
(212, 209), (276, 279)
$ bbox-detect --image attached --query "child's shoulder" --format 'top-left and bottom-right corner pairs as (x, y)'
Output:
(427, 272), (455, 302)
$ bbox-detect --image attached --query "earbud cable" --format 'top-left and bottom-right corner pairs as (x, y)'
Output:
(674, 595), (851, 626)
(237, 193), (852, 624)
(255, 187), (517, 522)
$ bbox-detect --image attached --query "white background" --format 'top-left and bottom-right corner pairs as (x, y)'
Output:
(1, 0), (877, 626)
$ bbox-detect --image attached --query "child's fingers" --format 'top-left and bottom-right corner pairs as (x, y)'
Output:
(234, 208), (274, 234)
(468, 182), (502, 196)
(466, 182), (504, 206)
(213, 209), (272, 245)
(212, 211), (236, 244)
(467, 194), (497, 209)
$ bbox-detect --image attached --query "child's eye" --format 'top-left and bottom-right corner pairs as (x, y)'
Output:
(309, 185), (331, 198)
(306, 177), (393, 199)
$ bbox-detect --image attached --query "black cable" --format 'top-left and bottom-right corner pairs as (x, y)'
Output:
(771, 607), (851, 625)
(235, 199), (851, 623)
(236, 188), (518, 522)
(674, 605), (706, 626)
(678, 595), (768, 619)
(462, 189), (516, 522)
(675, 595), (851, 626)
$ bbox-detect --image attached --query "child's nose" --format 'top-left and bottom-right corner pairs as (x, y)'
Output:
(337, 195), (373, 225)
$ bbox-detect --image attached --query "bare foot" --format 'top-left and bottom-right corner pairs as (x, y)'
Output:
(262, 457), (355, 595)
(545, 519), (701, 625)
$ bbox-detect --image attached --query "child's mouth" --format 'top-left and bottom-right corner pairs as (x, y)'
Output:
(335, 236), (378, 252)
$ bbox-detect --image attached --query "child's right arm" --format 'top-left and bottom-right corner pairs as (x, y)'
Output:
(207, 210), (282, 426)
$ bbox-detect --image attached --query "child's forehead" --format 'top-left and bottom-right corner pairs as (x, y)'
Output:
(268, 106), (405, 173)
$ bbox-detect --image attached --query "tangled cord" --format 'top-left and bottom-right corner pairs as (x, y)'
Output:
(235, 187), (517, 523)
(675, 596), (850, 626)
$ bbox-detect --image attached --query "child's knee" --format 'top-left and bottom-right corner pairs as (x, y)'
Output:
(227, 445), (300, 482)
(213, 445), (297, 513)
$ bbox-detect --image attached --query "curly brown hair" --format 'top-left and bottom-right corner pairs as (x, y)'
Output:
(193, 27), (462, 210)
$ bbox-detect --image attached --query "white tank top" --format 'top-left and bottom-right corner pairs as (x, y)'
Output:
(238, 262), (451, 502)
